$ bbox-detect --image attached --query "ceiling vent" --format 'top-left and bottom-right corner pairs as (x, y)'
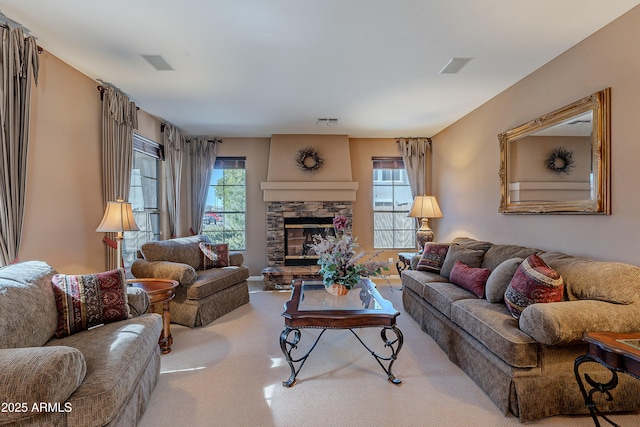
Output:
(316, 118), (339, 126)
(141, 54), (175, 71)
(439, 57), (473, 74)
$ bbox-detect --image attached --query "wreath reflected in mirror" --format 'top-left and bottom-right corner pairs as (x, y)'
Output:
(545, 147), (575, 175)
(296, 146), (324, 173)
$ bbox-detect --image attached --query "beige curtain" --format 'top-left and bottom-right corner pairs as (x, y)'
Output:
(0, 27), (39, 267)
(101, 85), (138, 269)
(189, 138), (219, 235)
(397, 137), (431, 198)
(163, 123), (187, 238)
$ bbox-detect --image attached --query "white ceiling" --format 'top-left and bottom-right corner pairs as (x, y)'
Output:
(1, 1), (638, 138)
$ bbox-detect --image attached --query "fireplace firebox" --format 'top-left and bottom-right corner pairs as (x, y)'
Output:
(284, 217), (335, 266)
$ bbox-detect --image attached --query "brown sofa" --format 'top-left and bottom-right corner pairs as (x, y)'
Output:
(131, 235), (250, 328)
(0, 261), (162, 426)
(402, 237), (640, 422)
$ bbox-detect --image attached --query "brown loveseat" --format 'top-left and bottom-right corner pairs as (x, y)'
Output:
(402, 237), (640, 422)
(131, 235), (250, 328)
(0, 261), (162, 426)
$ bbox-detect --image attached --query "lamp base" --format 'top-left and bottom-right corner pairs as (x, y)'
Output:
(416, 218), (435, 252)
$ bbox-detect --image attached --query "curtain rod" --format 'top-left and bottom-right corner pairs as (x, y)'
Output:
(160, 122), (222, 143)
(395, 137), (432, 141)
(96, 85), (139, 110)
(0, 15), (43, 54)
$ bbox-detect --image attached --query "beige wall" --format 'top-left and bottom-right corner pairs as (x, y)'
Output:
(350, 138), (415, 266)
(213, 137), (270, 275)
(432, 5), (640, 265)
(20, 51), (105, 273)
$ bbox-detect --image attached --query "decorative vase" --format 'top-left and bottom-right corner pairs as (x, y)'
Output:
(325, 283), (349, 296)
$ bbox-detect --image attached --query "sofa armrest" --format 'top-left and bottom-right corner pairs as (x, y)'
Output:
(229, 252), (244, 267)
(131, 259), (197, 285)
(519, 299), (640, 345)
(0, 347), (86, 423)
(126, 286), (150, 316)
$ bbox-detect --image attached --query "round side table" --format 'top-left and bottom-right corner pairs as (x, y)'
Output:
(128, 278), (179, 354)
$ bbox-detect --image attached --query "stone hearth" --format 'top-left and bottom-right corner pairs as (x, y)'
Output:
(262, 201), (353, 290)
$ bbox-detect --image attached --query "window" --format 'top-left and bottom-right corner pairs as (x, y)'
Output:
(372, 157), (415, 249)
(201, 157), (246, 251)
(123, 134), (162, 266)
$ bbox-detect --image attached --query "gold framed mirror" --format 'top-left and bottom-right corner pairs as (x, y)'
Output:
(498, 88), (610, 214)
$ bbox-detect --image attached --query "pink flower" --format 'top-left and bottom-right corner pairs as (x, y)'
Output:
(333, 215), (348, 231)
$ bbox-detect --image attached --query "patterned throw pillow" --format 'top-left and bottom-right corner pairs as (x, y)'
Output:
(504, 253), (564, 319)
(51, 268), (130, 338)
(416, 243), (450, 273)
(199, 242), (229, 268)
(449, 261), (491, 298)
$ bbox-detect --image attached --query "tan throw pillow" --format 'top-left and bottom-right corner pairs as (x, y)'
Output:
(440, 244), (485, 279)
(485, 258), (523, 303)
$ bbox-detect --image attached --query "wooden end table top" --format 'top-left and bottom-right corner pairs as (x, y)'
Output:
(127, 278), (178, 304)
(583, 331), (640, 377)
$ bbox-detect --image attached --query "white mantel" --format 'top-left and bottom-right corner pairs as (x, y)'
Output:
(261, 134), (358, 201)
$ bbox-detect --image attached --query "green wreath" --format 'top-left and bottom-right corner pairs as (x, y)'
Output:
(545, 147), (575, 175)
(296, 146), (324, 173)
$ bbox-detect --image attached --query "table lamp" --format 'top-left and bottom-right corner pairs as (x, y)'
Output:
(408, 195), (443, 251)
(96, 199), (139, 269)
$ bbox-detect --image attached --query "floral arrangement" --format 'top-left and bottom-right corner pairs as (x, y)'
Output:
(310, 215), (388, 295)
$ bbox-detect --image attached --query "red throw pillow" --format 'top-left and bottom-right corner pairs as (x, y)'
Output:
(416, 243), (450, 273)
(504, 253), (564, 319)
(51, 268), (130, 337)
(199, 242), (229, 268)
(449, 261), (491, 298)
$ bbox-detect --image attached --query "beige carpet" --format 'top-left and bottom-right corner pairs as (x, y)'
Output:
(139, 282), (639, 427)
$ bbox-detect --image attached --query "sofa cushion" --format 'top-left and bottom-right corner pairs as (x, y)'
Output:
(0, 346), (86, 425)
(422, 281), (478, 319)
(141, 235), (211, 270)
(451, 237), (493, 254)
(520, 299), (640, 345)
(440, 244), (485, 279)
(200, 242), (230, 268)
(0, 261), (58, 348)
(400, 269), (449, 299)
(450, 261), (490, 298)
(451, 299), (539, 368)
(416, 243), (450, 273)
(539, 251), (640, 304)
(51, 268), (130, 338)
(45, 313), (162, 426)
(131, 259), (197, 286)
(505, 254), (564, 319)
(185, 266), (250, 300)
(481, 243), (539, 271)
(485, 258), (524, 303)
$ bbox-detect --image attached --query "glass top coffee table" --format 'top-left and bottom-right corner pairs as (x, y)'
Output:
(280, 279), (403, 387)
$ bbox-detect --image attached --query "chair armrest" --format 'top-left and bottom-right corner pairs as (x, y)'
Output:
(0, 347), (86, 424)
(131, 259), (197, 285)
(229, 252), (244, 267)
(519, 299), (640, 345)
(126, 286), (150, 316)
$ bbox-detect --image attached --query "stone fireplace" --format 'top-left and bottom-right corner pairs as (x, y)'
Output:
(260, 134), (358, 289)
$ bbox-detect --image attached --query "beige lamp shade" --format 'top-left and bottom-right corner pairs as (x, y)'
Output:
(408, 195), (443, 219)
(96, 199), (139, 270)
(407, 195), (442, 250)
(96, 199), (139, 233)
